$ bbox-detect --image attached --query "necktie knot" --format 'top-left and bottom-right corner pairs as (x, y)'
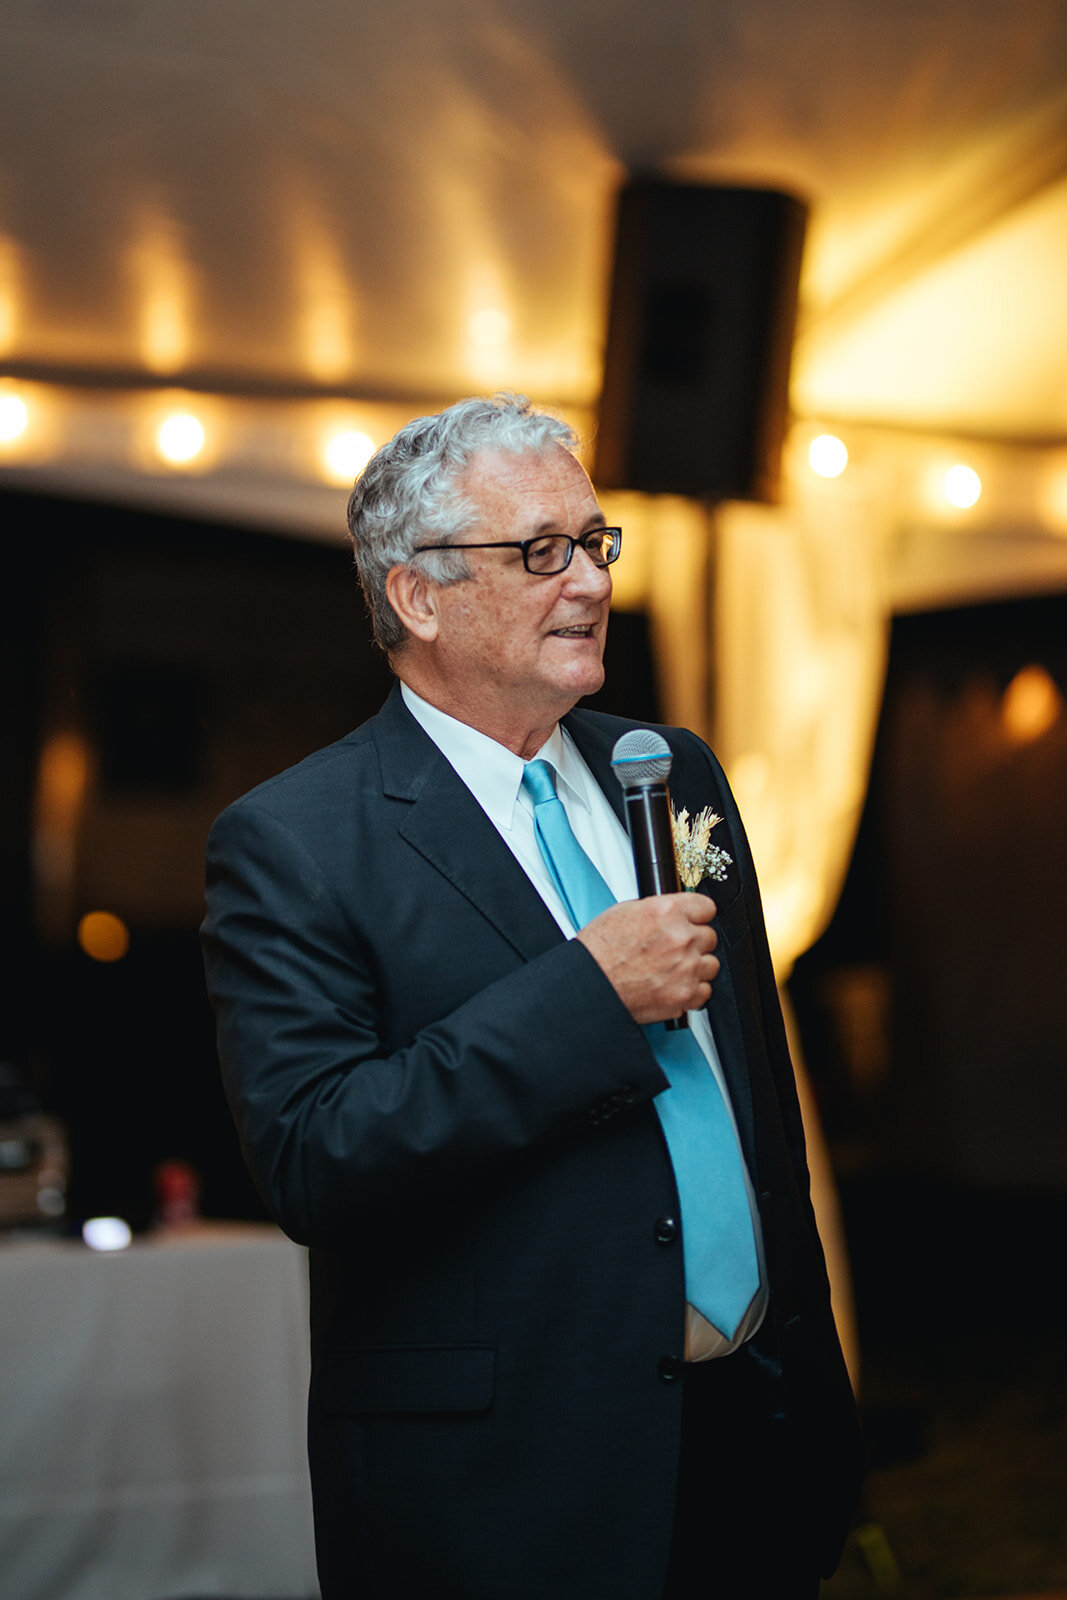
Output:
(520, 758), (613, 929)
(522, 759), (558, 807)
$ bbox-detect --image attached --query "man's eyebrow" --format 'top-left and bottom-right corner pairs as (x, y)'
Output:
(527, 512), (608, 536)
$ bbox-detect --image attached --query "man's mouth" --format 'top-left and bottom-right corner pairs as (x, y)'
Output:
(550, 624), (596, 638)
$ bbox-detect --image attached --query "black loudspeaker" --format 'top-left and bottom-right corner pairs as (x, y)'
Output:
(594, 181), (808, 503)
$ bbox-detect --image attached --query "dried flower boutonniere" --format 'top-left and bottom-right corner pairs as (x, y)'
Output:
(671, 804), (733, 888)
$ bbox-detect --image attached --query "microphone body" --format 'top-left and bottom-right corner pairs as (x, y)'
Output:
(620, 783), (679, 898)
(611, 731), (687, 1030)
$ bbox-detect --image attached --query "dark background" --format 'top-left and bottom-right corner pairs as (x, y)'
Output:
(1, 487), (659, 1230)
(4, 486), (1065, 1306)
(4, 487), (1066, 1593)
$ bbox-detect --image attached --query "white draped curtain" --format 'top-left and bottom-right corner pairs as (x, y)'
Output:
(712, 473), (891, 973)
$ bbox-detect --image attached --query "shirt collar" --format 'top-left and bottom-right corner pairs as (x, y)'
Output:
(400, 682), (593, 829)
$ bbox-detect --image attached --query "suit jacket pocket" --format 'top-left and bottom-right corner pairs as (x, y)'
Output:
(714, 893), (751, 951)
(320, 1343), (496, 1415)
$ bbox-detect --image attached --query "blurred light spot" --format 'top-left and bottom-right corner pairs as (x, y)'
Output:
(1039, 460), (1067, 536)
(0, 380), (56, 463)
(133, 216), (190, 373)
(1002, 664), (1062, 744)
(0, 1138), (25, 1170)
(808, 434), (848, 478)
(37, 732), (90, 830)
(0, 390), (29, 444)
(944, 464), (981, 509)
(290, 202), (354, 381)
(729, 749), (772, 802)
(35, 732), (92, 926)
(77, 910), (130, 963)
(37, 1186), (65, 1217)
(321, 428), (375, 485)
(304, 299), (351, 383)
(142, 292), (187, 373)
(156, 411), (205, 464)
(468, 307), (512, 348)
(83, 1216), (132, 1251)
(0, 235), (19, 352)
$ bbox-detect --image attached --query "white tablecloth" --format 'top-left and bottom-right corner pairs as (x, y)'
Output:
(0, 1223), (319, 1600)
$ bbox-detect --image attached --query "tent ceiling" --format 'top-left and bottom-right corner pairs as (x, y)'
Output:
(3, 0), (1067, 438)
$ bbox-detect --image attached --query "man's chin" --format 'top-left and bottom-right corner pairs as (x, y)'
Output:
(538, 638), (607, 706)
(565, 662), (607, 703)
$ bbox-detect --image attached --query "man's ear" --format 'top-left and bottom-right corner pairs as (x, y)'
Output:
(386, 564), (439, 643)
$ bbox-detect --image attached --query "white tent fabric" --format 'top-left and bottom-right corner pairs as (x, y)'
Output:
(3, 0), (1067, 439)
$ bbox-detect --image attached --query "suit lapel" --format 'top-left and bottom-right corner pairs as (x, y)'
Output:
(373, 689), (757, 1168)
(567, 709), (757, 1165)
(666, 745), (758, 1167)
(372, 685), (565, 965)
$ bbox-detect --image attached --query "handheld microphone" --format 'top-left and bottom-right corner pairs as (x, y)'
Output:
(610, 729), (687, 1031)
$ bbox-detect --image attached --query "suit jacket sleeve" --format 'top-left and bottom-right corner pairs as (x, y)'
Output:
(201, 798), (666, 1247)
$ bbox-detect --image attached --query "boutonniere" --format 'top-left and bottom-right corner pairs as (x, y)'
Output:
(671, 804), (733, 888)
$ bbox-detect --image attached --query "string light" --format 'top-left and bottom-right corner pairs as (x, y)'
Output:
(808, 434), (848, 479)
(155, 410), (205, 465)
(0, 389), (29, 445)
(944, 463), (981, 509)
(321, 428), (375, 485)
(3, 387), (1060, 548)
(157, 411), (204, 463)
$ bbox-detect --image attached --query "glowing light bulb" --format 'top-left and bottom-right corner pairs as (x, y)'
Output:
(808, 434), (848, 479)
(322, 429), (375, 485)
(944, 464), (981, 509)
(156, 411), (205, 464)
(0, 391), (29, 444)
(77, 910), (130, 963)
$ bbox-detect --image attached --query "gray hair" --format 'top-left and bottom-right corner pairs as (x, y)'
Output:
(347, 393), (577, 653)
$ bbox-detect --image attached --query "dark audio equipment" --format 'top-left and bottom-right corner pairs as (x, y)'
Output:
(595, 180), (808, 503)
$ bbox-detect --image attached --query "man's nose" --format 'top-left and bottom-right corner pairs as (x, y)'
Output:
(564, 542), (613, 598)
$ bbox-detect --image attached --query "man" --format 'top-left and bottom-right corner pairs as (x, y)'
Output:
(201, 395), (862, 1600)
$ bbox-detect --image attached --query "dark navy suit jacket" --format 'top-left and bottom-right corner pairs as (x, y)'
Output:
(201, 684), (862, 1599)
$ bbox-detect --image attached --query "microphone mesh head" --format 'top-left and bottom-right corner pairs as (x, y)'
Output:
(610, 729), (673, 789)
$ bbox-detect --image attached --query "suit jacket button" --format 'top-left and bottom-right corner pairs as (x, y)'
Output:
(654, 1216), (678, 1244)
(658, 1354), (684, 1383)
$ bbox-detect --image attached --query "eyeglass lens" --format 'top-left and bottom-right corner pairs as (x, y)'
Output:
(526, 529), (619, 573)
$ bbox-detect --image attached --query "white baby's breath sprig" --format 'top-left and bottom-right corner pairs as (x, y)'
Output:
(671, 804), (733, 888)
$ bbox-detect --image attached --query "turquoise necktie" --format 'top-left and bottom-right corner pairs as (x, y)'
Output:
(521, 758), (760, 1338)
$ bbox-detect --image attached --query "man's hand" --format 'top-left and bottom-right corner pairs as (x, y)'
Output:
(576, 894), (719, 1025)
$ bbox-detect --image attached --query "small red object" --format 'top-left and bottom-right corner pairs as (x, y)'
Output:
(153, 1159), (201, 1229)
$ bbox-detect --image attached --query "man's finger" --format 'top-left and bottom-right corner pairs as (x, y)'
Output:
(678, 892), (716, 922)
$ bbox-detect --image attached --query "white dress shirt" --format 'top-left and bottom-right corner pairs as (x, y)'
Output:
(400, 681), (767, 1359)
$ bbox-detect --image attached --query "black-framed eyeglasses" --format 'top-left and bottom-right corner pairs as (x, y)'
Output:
(413, 526), (622, 576)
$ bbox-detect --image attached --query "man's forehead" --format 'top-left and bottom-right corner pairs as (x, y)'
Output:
(460, 444), (600, 522)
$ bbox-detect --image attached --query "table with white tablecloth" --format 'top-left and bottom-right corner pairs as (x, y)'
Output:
(0, 1223), (319, 1600)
